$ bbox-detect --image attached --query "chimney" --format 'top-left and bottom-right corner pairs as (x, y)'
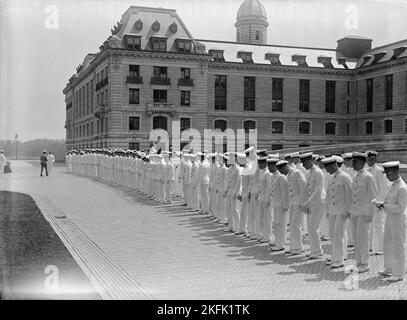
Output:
(336, 35), (372, 61)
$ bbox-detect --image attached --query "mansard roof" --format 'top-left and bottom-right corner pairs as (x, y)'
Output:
(197, 39), (356, 69)
(356, 38), (407, 68)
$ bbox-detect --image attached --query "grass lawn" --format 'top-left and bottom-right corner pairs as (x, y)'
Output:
(0, 191), (99, 299)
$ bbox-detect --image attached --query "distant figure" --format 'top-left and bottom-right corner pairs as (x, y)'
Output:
(40, 151), (48, 177)
(47, 151), (55, 174)
(0, 150), (7, 178)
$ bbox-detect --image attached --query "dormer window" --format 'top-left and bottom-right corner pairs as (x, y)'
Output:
(371, 51), (386, 65)
(265, 53), (281, 65)
(237, 51), (253, 63)
(177, 39), (192, 53)
(209, 49), (225, 62)
(359, 55), (372, 67)
(125, 35), (141, 50)
(317, 56), (334, 68)
(150, 37), (167, 52)
(391, 46), (407, 60)
(337, 57), (348, 69)
(292, 55), (308, 67)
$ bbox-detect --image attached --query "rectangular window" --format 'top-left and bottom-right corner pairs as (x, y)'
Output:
(346, 123), (350, 135)
(325, 81), (336, 113)
(367, 78), (373, 112)
(129, 65), (140, 78)
(215, 75), (227, 110)
(272, 78), (283, 111)
(153, 90), (167, 103)
(90, 122), (94, 135)
(178, 40), (192, 53)
(299, 79), (310, 112)
(347, 101), (350, 114)
(129, 142), (139, 150)
(87, 123), (89, 136)
(126, 36), (141, 50)
(151, 38), (167, 51)
(181, 91), (190, 106)
(129, 89), (139, 104)
(255, 30), (260, 40)
(347, 81), (350, 95)
(153, 66), (167, 79)
(129, 117), (140, 131)
(271, 144), (283, 150)
(181, 68), (190, 79)
(385, 74), (393, 110)
(244, 77), (255, 111)
(272, 121), (283, 134)
(180, 118), (191, 131)
(325, 122), (336, 135)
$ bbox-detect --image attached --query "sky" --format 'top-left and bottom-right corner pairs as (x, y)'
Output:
(0, 0), (406, 141)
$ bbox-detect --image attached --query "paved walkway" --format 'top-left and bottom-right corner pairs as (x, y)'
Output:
(1, 161), (407, 299)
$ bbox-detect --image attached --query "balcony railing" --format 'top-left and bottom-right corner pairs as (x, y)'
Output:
(150, 77), (171, 85)
(146, 102), (176, 115)
(178, 78), (194, 86)
(126, 75), (143, 84)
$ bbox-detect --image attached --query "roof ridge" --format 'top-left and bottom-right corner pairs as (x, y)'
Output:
(195, 38), (338, 52)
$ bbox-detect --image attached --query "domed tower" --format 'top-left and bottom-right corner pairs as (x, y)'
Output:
(235, 0), (269, 45)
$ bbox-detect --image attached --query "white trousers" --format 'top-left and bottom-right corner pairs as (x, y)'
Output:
(248, 196), (259, 236)
(200, 183), (209, 213)
(289, 204), (305, 252)
(383, 213), (406, 278)
(351, 215), (371, 268)
(328, 214), (348, 264)
(369, 208), (385, 252)
(307, 204), (324, 256)
(239, 196), (249, 233)
(273, 207), (287, 249)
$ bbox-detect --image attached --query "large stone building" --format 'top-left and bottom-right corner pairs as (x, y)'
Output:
(63, 0), (407, 158)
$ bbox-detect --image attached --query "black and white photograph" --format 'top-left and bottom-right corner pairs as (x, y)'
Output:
(1, 0), (407, 305)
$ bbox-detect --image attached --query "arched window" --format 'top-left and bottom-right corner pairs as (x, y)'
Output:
(214, 119), (227, 131)
(243, 120), (256, 133)
(299, 121), (310, 134)
(384, 119), (393, 134)
(325, 122), (336, 135)
(271, 121), (283, 134)
(365, 121), (373, 135)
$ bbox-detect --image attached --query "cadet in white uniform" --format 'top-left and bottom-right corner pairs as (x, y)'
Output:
(257, 155), (270, 242)
(373, 161), (407, 282)
(271, 160), (290, 251)
(199, 153), (211, 214)
(349, 152), (378, 273)
(163, 151), (174, 204)
(278, 160), (307, 255)
(190, 154), (201, 211)
(366, 150), (391, 255)
(323, 156), (353, 268)
(300, 152), (326, 259)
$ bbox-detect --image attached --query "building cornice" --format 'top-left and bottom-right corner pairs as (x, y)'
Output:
(207, 61), (354, 76)
(355, 56), (407, 75)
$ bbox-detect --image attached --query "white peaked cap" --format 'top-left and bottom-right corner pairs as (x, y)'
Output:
(383, 161), (400, 169)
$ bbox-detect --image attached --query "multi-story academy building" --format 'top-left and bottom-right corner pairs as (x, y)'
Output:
(63, 0), (407, 159)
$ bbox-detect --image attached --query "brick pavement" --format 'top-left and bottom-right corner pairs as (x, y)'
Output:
(1, 161), (406, 299)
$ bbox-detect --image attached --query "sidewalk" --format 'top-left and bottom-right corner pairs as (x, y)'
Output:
(1, 161), (406, 299)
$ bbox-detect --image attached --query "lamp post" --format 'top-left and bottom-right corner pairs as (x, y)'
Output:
(14, 133), (18, 160)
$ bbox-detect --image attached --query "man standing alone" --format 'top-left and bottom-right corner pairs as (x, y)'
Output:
(40, 151), (48, 177)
